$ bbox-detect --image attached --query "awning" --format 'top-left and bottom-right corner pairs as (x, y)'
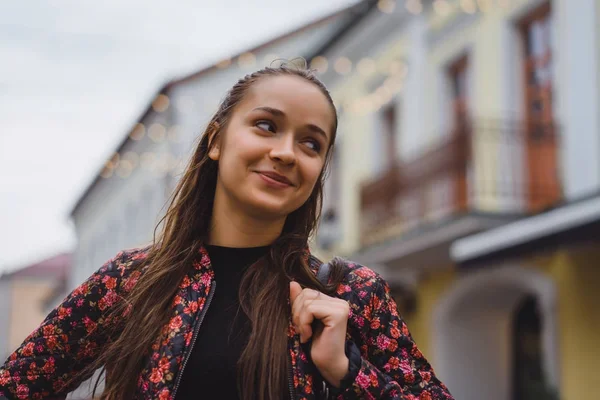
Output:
(450, 193), (600, 267)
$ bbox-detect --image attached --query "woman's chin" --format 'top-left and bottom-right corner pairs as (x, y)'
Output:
(245, 197), (298, 220)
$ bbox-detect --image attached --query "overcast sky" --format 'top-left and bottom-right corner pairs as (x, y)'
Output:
(0, 0), (358, 273)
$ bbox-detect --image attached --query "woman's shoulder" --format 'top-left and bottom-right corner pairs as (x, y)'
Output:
(339, 258), (382, 282)
(318, 256), (390, 298)
(91, 245), (152, 292)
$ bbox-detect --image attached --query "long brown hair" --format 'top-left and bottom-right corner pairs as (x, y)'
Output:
(79, 64), (345, 399)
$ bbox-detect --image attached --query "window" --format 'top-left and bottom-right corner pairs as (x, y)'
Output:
(381, 102), (397, 169)
(518, 2), (560, 211)
(448, 54), (470, 128)
(373, 101), (399, 175)
(447, 55), (470, 212)
(319, 149), (341, 250)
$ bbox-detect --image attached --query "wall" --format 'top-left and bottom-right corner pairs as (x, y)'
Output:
(542, 249), (600, 400)
(554, 0), (600, 199)
(0, 279), (11, 361)
(8, 279), (55, 354)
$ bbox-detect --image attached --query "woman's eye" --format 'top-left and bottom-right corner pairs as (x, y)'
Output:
(304, 139), (322, 153)
(256, 120), (276, 132)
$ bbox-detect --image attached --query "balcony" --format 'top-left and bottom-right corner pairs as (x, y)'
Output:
(359, 119), (562, 252)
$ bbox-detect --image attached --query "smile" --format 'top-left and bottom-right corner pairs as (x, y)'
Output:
(256, 172), (294, 188)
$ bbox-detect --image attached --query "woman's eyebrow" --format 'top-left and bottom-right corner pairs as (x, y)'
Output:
(252, 106), (328, 140)
(252, 106), (285, 117)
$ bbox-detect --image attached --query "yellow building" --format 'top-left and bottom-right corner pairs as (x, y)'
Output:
(313, 1), (600, 399)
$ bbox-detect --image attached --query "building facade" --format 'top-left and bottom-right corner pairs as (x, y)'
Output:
(314, 1), (599, 399)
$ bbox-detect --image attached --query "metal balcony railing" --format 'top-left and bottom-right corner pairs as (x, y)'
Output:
(359, 119), (562, 246)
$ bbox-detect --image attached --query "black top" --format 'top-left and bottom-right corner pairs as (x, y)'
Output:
(175, 244), (269, 400)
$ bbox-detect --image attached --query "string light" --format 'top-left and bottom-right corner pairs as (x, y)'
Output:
(377, 0), (396, 14)
(357, 58), (377, 77)
(405, 0), (423, 14)
(334, 57), (352, 75)
(460, 0), (477, 14)
(109, 153), (120, 168)
(122, 151), (139, 169)
(100, 166), (113, 179)
(148, 123), (166, 143)
(116, 159), (134, 178)
(388, 60), (407, 77)
(215, 58), (231, 69)
(238, 52), (256, 68)
(129, 123), (145, 141)
(433, 0), (452, 16)
(310, 56), (329, 73)
(476, 0), (492, 12)
(152, 94), (170, 113)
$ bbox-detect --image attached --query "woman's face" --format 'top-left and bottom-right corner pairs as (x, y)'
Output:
(209, 75), (335, 221)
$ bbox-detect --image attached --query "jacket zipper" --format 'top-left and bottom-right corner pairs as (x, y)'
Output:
(288, 352), (295, 400)
(172, 280), (216, 399)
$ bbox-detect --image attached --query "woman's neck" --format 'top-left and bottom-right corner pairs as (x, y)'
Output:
(208, 204), (285, 248)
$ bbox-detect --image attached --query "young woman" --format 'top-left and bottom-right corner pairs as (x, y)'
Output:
(0, 65), (454, 400)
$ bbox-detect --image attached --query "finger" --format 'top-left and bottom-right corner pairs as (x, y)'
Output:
(306, 300), (350, 327)
(291, 289), (321, 340)
(289, 281), (303, 305)
(297, 307), (315, 343)
(296, 300), (348, 343)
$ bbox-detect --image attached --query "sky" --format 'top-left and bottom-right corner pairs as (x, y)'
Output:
(0, 0), (358, 274)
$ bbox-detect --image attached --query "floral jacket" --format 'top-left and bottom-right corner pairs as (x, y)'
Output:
(0, 246), (453, 400)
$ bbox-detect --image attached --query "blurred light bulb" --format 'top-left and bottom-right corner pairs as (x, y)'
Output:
(476, 0), (491, 12)
(238, 52), (256, 68)
(116, 160), (133, 178)
(216, 59), (231, 69)
(129, 123), (145, 141)
(152, 94), (170, 113)
(498, 0), (511, 8)
(148, 123), (166, 143)
(460, 0), (477, 14)
(433, 0), (452, 16)
(357, 58), (377, 77)
(388, 60), (407, 77)
(406, 0), (423, 14)
(334, 57), (352, 75)
(310, 56), (329, 73)
(377, 0), (396, 14)
(100, 167), (113, 179)
(122, 151), (139, 169)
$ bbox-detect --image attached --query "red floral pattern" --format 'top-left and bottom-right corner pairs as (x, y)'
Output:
(0, 247), (453, 399)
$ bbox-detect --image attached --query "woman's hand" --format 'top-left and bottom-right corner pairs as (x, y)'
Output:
(289, 281), (350, 387)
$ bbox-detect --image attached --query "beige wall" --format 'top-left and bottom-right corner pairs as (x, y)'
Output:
(8, 279), (55, 353)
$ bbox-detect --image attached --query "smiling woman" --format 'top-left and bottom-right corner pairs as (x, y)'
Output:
(0, 64), (454, 400)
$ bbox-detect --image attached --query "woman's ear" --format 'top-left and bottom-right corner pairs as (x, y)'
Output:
(207, 123), (221, 161)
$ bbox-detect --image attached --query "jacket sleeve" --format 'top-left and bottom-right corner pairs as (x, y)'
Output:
(0, 253), (129, 400)
(337, 277), (454, 400)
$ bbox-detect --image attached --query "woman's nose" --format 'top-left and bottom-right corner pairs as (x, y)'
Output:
(269, 135), (296, 165)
